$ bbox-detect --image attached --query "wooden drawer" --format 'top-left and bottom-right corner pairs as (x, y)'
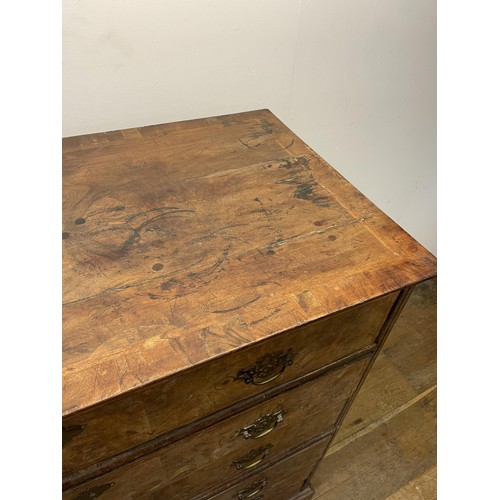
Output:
(63, 436), (329, 500)
(63, 292), (395, 476)
(63, 358), (367, 499)
(209, 464), (315, 500)
(207, 437), (329, 500)
(143, 357), (369, 499)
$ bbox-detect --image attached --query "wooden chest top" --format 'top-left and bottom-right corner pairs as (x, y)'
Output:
(62, 109), (436, 416)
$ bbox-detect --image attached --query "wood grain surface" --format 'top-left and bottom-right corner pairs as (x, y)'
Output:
(387, 466), (437, 499)
(201, 436), (330, 500)
(63, 292), (393, 476)
(326, 279), (437, 448)
(131, 358), (369, 499)
(311, 278), (437, 499)
(63, 435), (330, 500)
(311, 389), (436, 499)
(63, 108), (436, 421)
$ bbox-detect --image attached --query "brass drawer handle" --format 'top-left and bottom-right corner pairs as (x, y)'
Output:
(62, 425), (86, 448)
(238, 408), (286, 439)
(236, 349), (294, 385)
(232, 444), (273, 470)
(237, 478), (268, 499)
(71, 483), (114, 500)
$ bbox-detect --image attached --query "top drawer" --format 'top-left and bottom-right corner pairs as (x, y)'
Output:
(63, 291), (398, 477)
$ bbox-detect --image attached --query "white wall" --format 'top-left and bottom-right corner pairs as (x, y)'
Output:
(63, 0), (436, 255)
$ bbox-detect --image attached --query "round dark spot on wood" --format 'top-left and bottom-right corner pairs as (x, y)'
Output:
(74, 217), (86, 225)
(151, 240), (164, 248)
(62, 232), (70, 240)
(353, 418), (363, 425)
(314, 220), (324, 226)
(152, 263), (164, 271)
(266, 249), (275, 256)
(328, 234), (337, 241)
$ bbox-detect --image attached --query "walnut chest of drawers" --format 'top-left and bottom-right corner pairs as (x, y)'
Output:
(62, 109), (436, 499)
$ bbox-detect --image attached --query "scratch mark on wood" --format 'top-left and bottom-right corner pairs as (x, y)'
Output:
(250, 307), (282, 325)
(212, 295), (261, 314)
(85, 206), (126, 217)
(126, 207), (193, 223)
(171, 337), (194, 364)
(119, 209), (195, 256)
(95, 263), (109, 278)
(239, 138), (255, 149)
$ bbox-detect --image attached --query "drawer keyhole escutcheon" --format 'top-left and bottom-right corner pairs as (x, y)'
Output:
(237, 477), (269, 499)
(238, 408), (286, 439)
(71, 483), (114, 500)
(232, 444), (273, 470)
(236, 349), (295, 385)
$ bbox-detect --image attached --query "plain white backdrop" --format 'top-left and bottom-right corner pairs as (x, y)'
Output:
(63, 0), (436, 255)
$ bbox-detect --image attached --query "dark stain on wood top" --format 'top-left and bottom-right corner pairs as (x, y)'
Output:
(62, 109), (436, 415)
